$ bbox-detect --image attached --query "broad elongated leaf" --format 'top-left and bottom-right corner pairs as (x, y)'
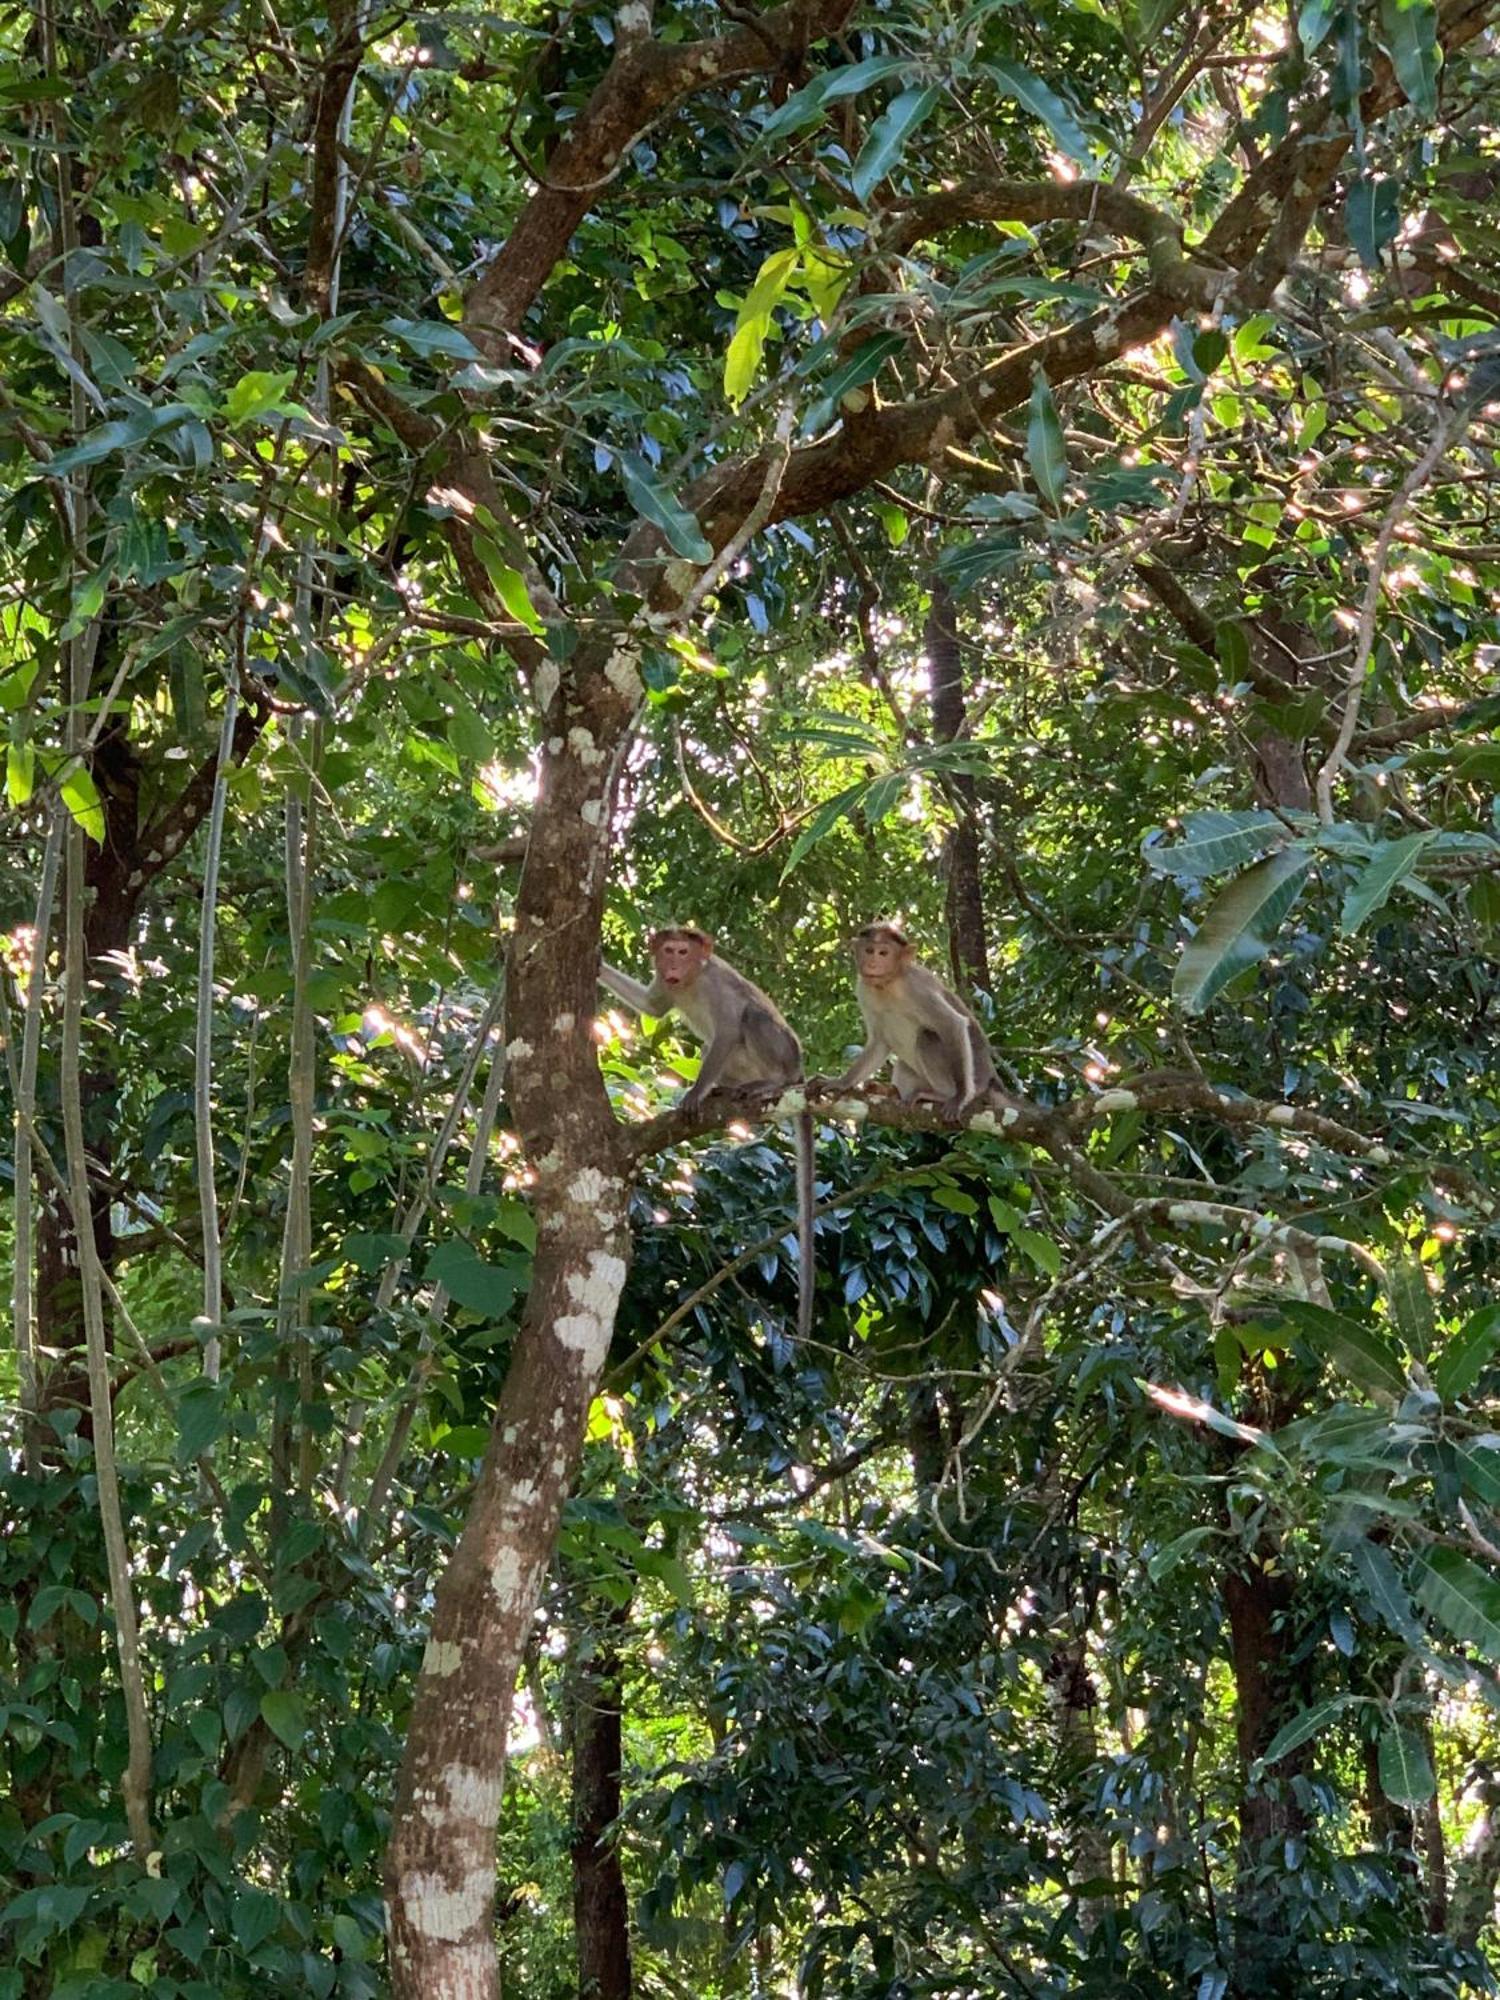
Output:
(1172, 847), (1311, 1014)
(1450, 1437), (1500, 1507)
(1279, 1300), (1407, 1400)
(259, 1690), (308, 1750)
(1384, 1257), (1435, 1356)
(1436, 1304), (1500, 1402)
(426, 1242), (522, 1318)
(1340, 830), (1437, 932)
(618, 453), (713, 561)
(1027, 370), (1067, 511)
(850, 84), (940, 204)
(1147, 1525), (1216, 1581)
(1299, 0), (1341, 51)
(59, 763), (105, 844)
(780, 780), (868, 881)
(1144, 809), (1290, 878)
(1413, 1546), (1500, 1660)
(757, 54), (910, 145)
(1351, 1538), (1426, 1645)
(1258, 1695), (1356, 1769)
(1348, 174), (1401, 268)
(985, 61), (1092, 163)
(803, 330), (906, 435)
(1377, 0), (1441, 113)
(1378, 1723), (1435, 1806)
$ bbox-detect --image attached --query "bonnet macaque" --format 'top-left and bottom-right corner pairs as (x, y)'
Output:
(835, 921), (1002, 1118)
(599, 928), (815, 1338)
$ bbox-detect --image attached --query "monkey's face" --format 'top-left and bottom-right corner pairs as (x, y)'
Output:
(654, 932), (711, 991)
(854, 929), (907, 987)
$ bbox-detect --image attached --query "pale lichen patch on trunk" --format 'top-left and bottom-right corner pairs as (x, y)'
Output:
(490, 1546), (525, 1605)
(440, 1764), (504, 1825)
(404, 1867), (493, 1941)
(422, 1639), (464, 1678)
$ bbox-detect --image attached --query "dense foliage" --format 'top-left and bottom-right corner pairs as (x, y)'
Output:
(2, 0), (1500, 1993)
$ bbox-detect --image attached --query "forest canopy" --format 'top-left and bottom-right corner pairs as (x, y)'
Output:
(2, 0), (1500, 1995)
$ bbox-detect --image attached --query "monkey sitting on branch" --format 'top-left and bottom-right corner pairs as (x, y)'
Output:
(834, 921), (1008, 1121)
(598, 926), (815, 1339)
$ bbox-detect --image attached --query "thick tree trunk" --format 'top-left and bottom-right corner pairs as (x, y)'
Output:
(384, 641), (641, 1999)
(1044, 1637), (1113, 1928)
(1224, 1558), (1315, 1992)
(570, 1608), (633, 2000)
(1448, 1767), (1500, 1949)
(925, 579), (990, 992)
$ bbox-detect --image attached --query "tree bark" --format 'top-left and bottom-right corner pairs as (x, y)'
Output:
(925, 577), (990, 991)
(570, 1606), (633, 2000)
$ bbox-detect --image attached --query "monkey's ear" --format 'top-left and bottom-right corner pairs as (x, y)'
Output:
(697, 934), (715, 958)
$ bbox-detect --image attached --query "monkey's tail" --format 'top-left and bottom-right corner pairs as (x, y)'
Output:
(795, 1107), (815, 1342)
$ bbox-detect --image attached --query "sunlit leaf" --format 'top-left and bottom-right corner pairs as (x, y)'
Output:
(984, 60), (1093, 163)
(1378, 1724), (1435, 1806)
(850, 85), (941, 204)
(1279, 1301), (1407, 1401)
(1026, 369), (1067, 511)
(1340, 831), (1437, 932)
(619, 453), (713, 562)
(1413, 1547), (1500, 1660)
(1435, 1305), (1500, 1402)
(1172, 847), (1311, 1014)
(1377, 0), (1441, 114)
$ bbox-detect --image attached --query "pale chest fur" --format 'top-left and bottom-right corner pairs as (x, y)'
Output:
(860, 975), (927, 1061)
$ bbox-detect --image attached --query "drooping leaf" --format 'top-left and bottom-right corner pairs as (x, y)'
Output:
(426, 1241), (522, 1319)
(1384, 1257), (1435, 1357)
(1377, 0), (1441, 113)
(1435, 1305), (1500, 1402)
(259, 1690), (308, 1750)
(1378, 1723), (1435, 1806)
(984, 61), (1093, 163)
(59, 763), (105, 844)
(803, 330), (906, 435)
(618, 453), (713, 562)
(756, 54), (910, 146)
(1257, 1696), (1357, 1770)
(1026, 369), (1067, 511)
(850, 84), (941, 204)
(386, 315), (482, 361)
(1348, 174), (1402, 268)
(1144, 809), (1291, 878)
(780, 780), (869, 881)
(1350, 1538), (1426, 1645)
(1299, 0), (1342, 51)
(1340, 830), (1437, 932)
(1280, 1300), (1407, 1401)
(1413, 1546), (1500, 1661)
(1172, 846), (1311, 1014)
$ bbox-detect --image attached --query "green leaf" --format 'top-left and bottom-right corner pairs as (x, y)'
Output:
(1413, 1546), (1500, 1660)
(480, 554), (546, 636)
(803, 331), (906, 435)
(1348, 175), (1401, 268)
(1147, 1525), (1216, 1581)
(1298, 0), (1341, 52)
(1384, 1257), (1435, 1357)
(1350, 1539), (1426, 1645)
(1172, 847), (1311, 1014)
(1014, 1228), (1062, 1276)
(779, 780), (868, 881)
(756, 54), (910, 146)
(58, 763), (105, 844)
(1257, 1696), (1356, 1769)
(724, 317), (769, 407)
(1026, 369), (1067, 511)
(1378, 1723), (1435, 1806)
(1144, 809), (1290, 878)
(1340, 830), (1437, 932)
(1280, 1301), (1407, 1401)
(6, 740), (34, 807)
(1435, 1305), (1500, 1402)
(1450, 1438), (1500, 1508)
(1377, 0), (1441, 113)
(223, 369), (297, 425)
(850, 84), (941, 204)
(386, 316), (482, 361)
(618, 453), (712, 562)
(427, 1242), (522, 1319)
(1216, 621), (1251, 682)
(985, 61), (1093, 163)
(259, 1690), (307, 1750)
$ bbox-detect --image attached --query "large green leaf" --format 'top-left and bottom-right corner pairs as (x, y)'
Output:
(1026, 369), (1067, 511)
(850, 85), (941, 204)
(803, 331), (906, 435)
(1378, 1724), (1435, 1806)
(1144, 809), (1290, 879)
(1172, 846), (1311, 1014)
(1279, 1301), (1407, 1401)
(426, 1242), (523, 1319)
(1257, 1695), (1358, 1769)
(1350, 1539), (1426, 1646)
(1348, 175), (1401, 268)
(1384, 1257), (1435, 1357)
(1436, 1305), (1500, 1402)
(984, 61), (1093, 163)
(618, 453), (713, 562)
(1377, 0), (1441, 113)
(1340, 830), (1437, 932)
(259, 1690), (308, 1750)
(1413, 1547), (1500, 1660)
(757, 54), (910, 145)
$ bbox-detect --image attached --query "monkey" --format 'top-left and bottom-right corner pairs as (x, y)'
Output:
(834, 921), (1002, 1119)
(598, 927), (816, 1340)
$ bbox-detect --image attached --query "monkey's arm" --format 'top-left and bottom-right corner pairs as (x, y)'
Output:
(913, 974), (981, 1106)
(598, 960), (667, 1017)
(833, 1030), (890, 1092)
(678, 997), (747, 1109)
